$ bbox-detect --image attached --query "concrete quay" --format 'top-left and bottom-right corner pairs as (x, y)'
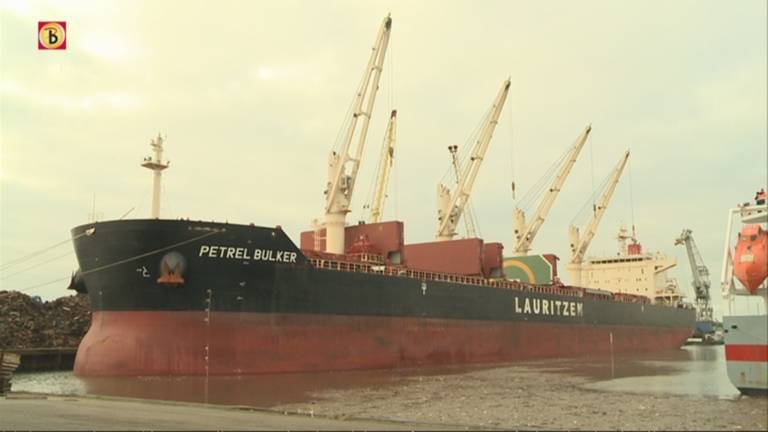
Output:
(0, 392), (472, 431)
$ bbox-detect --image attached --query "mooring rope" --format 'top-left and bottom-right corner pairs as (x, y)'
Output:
(14, 229), (222, 293)
(0, 232), (88, 271)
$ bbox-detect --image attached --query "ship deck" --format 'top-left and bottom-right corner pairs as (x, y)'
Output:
(308, 257), (652, 306)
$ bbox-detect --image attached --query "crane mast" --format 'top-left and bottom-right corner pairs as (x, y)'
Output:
(448, 145), (478, 238)
(324, 15), (392, 254)
(675, 229), (713, 322)
(436, 79), (510, 241)
(512, 125), (591, 255)
(368, 110), (397, 223)
(567, 150), (630, 285)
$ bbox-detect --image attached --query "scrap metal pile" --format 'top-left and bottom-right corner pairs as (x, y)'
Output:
(0, 291), (90, 349)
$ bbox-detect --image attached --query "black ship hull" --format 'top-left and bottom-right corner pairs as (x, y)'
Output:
(71, 219), (696, 376)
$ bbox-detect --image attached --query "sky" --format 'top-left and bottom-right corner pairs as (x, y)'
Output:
(1, 0), (766, 317)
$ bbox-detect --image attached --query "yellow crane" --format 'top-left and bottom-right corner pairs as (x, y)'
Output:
(566, 150), (630, 285)
(368, 110), (398, 223)
(323, 15), (392, 253)
(448, 145), (478, 238)
(512, 125), (591, 255)
(436, 79), (510, 241)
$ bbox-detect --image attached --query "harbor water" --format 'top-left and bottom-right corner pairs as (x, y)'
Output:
(9, 345), (767, 430)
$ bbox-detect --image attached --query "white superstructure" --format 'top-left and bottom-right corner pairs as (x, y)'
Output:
(720, 196), (767, 396)
(720, 201), (768, 304)
(574, 227), (684, 304)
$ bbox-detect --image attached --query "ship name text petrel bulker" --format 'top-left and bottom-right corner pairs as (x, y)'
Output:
(198, 245), (298, 263)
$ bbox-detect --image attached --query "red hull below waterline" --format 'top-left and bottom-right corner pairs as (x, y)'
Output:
(74, 311), (692, 377)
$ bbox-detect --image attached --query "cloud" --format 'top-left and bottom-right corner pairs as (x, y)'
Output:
(0, 0), (33, 17)
(79, 31), (137, 63)
(1, 81), (142, 111)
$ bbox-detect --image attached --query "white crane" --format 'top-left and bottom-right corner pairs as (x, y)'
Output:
(448, 145), (478, 238)
(324, 15), (392, 254)
(512, 125), (591, 255)
(436, 79), (510, 241)
(567, 150), (630, 285)
(368, 109), (398, 223)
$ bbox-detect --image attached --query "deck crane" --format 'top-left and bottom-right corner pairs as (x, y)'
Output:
(512, 125), (592, 255)
(566, 150), (630, 285)
(323, 15), (392, 254)
(436, 79), (510, 241)
(368, 110), (398, 223)
(675, 229), (715, 332)
(448, 145), (478, 238)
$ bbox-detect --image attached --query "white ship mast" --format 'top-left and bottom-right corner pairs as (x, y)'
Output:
(141, 134), (169, 219)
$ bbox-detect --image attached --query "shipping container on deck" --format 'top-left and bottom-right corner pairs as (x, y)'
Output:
(402, 238), (484, 276)
(482, 242), (504, 278)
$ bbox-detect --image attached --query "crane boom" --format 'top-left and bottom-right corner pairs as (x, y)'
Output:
(568, 150), (630, 265)
(324, 15), (392, 254)
(448, 145), (478, 238)
(436, 79), (510, 241)
(675, 229), (713, 321)
(369, 110), (398, 223)
(512, 124), (592, 255)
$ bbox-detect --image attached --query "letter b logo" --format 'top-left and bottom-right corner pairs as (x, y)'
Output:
(38, 21), (66, 50)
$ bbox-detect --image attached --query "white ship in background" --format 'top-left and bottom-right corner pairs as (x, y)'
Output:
(568, 226), (685, 305)
(720, 189), (768, 396)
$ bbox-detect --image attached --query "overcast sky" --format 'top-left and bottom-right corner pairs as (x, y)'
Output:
(1, 0), (766, 316)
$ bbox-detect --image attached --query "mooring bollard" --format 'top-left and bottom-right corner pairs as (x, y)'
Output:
(0, 351), (22, 395)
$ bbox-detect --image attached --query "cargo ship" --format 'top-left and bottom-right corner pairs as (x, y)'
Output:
(70, 15), (695, 377)
(720, 190), (768, 396)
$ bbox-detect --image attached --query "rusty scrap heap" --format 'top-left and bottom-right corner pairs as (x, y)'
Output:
(0, 291), (91, 349)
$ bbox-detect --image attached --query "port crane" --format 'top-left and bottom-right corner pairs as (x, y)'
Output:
(324, 15), (392, 254)
(512, 125), (592, 255)
(367, 110), (398, 223)
(566, 150), (630, 285)
(676, 229), (714, 324)
(436, 79), (510, 241)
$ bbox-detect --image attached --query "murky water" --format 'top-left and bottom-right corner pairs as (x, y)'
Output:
(10, 345), (746, 406)
(12, 365), (483, 406)
(580, 345), (741, 398)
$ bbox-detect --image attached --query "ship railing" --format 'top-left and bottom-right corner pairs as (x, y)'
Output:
(310, 258), (654, 305)
(308, 258), (591, 299)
